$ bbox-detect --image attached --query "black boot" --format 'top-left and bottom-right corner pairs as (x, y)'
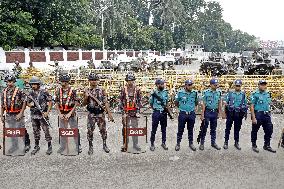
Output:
(46, 142), (52, 155)
(252, 144), (259, 153)
(161, 143), (168, 150)
(223, 141), (228, 150)
(189, 143), (196, 151)
(24, 144), (31, 153)
(211, 143), (221, 150)
(78, 131), (82, 153)
(31, 146), (40, 155)
(150, 143), (155, 151)
(234, 142), (241, 150)
(175, 143), (180, 151)
(199, 143), (205, 151)
(103, 140), (110, 153)
(133, 144), (141, 151)
(88, 145), (93, 155)
(263, 145), (276, 153)
(25, 131), (31, 153)
(121, 129), (127, 152)
(8, 145), (19, 154)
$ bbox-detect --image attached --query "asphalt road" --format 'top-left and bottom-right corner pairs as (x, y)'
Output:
(1, 61), (284, 189)
(0, 111), (284, 189)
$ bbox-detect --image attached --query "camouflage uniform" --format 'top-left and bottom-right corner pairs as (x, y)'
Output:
(55, 87), (79, 128)
(120, 85), (142, 150)
(1, 87), (30, 147)
(86, 87), (107, 142)
(12, 65), (23, 79)
(28, 89), (52, 142)
(55, 87), (80, 153)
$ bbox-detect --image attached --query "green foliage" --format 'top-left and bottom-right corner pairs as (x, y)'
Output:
(0, 0), (258, 52)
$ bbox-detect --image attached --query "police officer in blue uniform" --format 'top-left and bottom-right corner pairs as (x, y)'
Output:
(223, 79), (248, 150)
(149, 79), (169, 151)
(175, 79), (198, 151)
(199, 78), (222, 150)
(250, 80), (276, 153)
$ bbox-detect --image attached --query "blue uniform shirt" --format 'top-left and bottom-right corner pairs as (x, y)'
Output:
(225, 91), (247, 108)
(202, 89), (222, 110)
(175, 89), (198, 112)
(250, 90), (271, 111)
(149, 89), (169, 111)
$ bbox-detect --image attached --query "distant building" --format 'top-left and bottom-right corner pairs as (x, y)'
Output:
(185, 44), (204, 52)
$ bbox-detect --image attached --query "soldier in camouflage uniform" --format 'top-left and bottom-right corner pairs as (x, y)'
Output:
(55, 74), (82, 154)
(27, 76), (53, 155)
(12, 61), (23, 79)
(82, 73), (114, 155)
(0, 74), (31, 153)
(120, 73), (142, 152)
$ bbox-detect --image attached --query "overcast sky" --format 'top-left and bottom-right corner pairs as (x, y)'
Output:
(210, 0), (283, 41)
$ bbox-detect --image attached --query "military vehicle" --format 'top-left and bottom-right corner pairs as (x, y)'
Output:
(241, 49), (282, 75)
(199, 52), (228, 76)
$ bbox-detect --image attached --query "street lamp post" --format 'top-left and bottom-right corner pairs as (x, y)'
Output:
(101, 13), (105, 51)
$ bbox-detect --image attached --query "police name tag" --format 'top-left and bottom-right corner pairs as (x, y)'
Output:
(59, 128), (78, 137)
(127, 128), (146, 136)
(5, 128), (26, 137)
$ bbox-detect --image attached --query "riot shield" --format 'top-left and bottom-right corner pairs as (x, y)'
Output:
(3, 116), (26, 156)
(126, 115), (147, 154)
(58, 117), (79, 156)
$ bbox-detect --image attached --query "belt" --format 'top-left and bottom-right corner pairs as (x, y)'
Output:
(255, 111), (270, 114)
(180, 111), (194, 115)
(6, 112), (20, 115)
(153, 109), (164, 113)
(205, 108), (218, 112)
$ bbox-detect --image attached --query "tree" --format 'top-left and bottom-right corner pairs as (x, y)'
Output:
(0, 1), (37, 50)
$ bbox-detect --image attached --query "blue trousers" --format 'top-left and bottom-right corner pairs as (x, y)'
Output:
(177, 111), (196, 144)
(225, 111), (243, 143)
(251, 112), (273, 146)
(201, 110), (218, 145)
(150, 111), (167, 144)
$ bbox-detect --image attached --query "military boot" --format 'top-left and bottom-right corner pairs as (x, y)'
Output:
(211, 143), (221, 150)
(88, 145), (94, 155)
(189, 143), (197, 151)
(46, 142), (52, 155)
(103, 140), (110, 153)
(150, 143), (155, 151)
(161, 143), (168, 150)
(199, 144), (205, 151)
(175, 143), (180, 151)
(8, 145), (19, 154)
(46, 146), (52, 155)
(263, 146), (276, 153)
(121, 144), (127, 152)
(57, 147), (64, 154)
(234, 142), (241, 150)
(121, 134), (127, 152)
(252, 145), (259, 153)
(133, 137), (141, 151)
(31, 146), (40, 155)
(223, 142), (228, 150)
(24, 144), (31, 153)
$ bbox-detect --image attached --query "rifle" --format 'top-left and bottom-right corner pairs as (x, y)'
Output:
(278, 128), (284, 148)
(144, 115), (148, 143)
(25, 91), (52, 128)
(197, 120), (205, 144)
(2, 116), (5, 155)
(86, 91), (115, 122)
(151, 92), (174, 119)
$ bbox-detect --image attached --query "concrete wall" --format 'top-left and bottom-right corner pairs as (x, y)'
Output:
(0, 49), (159, 70)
